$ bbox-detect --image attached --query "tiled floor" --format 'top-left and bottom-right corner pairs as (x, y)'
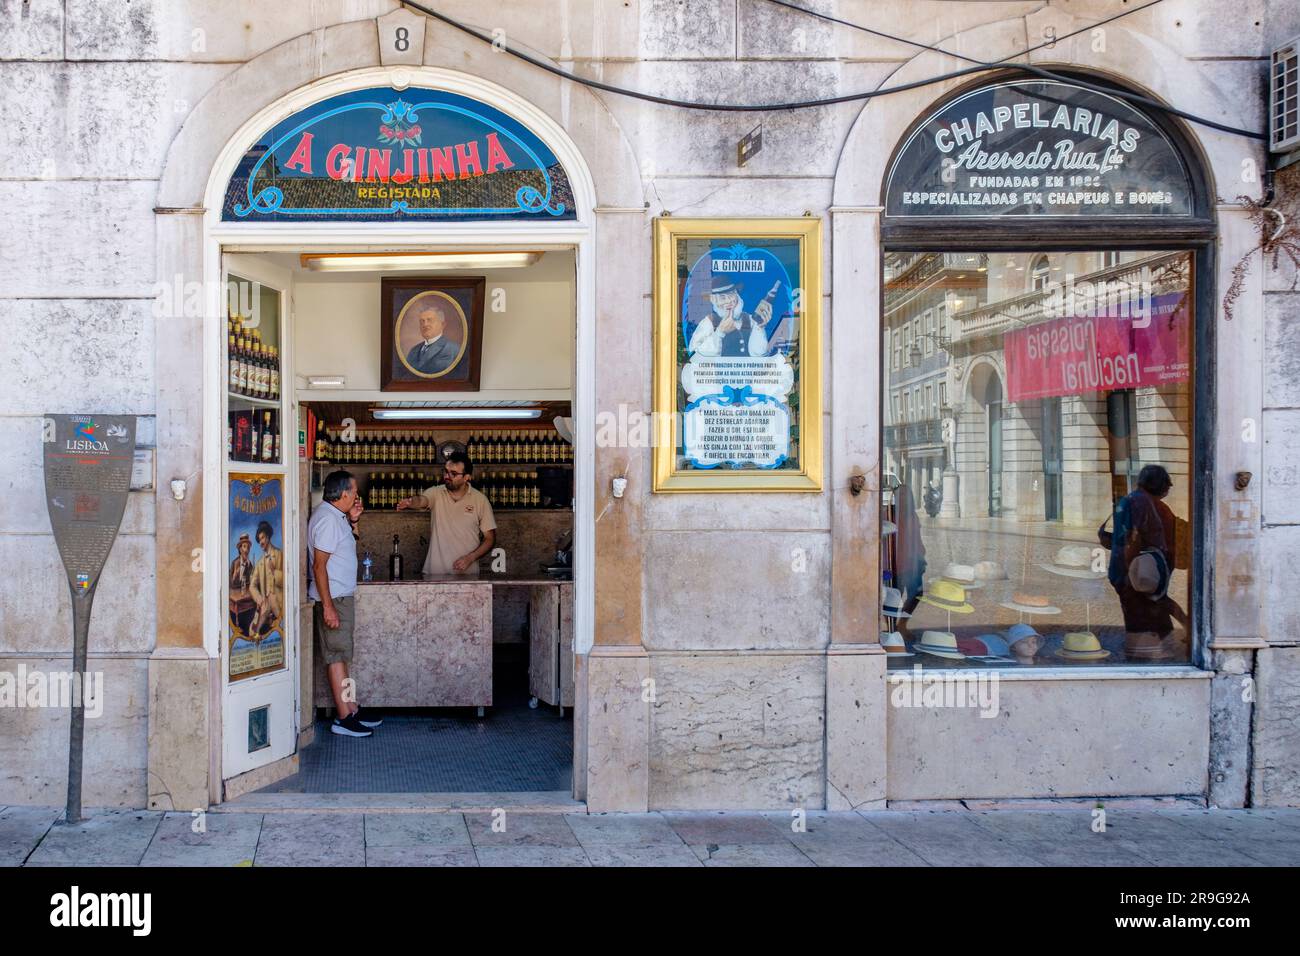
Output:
(6, 807), (1300, 867)
(261, 657), (573, 794)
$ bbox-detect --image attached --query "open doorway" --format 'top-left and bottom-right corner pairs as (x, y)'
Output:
(220, 248), (578, 799)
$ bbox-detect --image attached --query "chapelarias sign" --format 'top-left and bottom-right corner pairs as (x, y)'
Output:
(222, 86), (575, 222)
(885, 79), (1195, 218)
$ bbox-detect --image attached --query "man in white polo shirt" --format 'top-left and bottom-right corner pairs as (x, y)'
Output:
(308, 469), (383, 738)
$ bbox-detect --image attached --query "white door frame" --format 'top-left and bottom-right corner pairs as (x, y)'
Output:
(200, 66), (598, 793)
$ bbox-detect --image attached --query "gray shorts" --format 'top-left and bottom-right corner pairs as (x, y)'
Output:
(314, 595), (355, 665)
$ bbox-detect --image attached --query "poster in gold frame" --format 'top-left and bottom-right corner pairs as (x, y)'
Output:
(652, 217), (822, 492)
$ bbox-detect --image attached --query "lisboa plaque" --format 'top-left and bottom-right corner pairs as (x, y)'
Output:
(43, 414), (135, 823)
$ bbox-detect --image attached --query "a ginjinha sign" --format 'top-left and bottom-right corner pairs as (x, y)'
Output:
(886, 79), (1196, 218)
(222, 87), (575, 221)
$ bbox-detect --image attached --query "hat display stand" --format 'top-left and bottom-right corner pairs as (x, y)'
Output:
(1041, 563), (1108, 648)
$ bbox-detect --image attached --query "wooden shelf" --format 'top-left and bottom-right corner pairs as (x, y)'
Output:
(228, 392), (281, 409)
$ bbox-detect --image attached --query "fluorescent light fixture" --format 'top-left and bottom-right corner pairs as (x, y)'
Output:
(371, 407), (544, 420)
(302, 252), (543, 272)
(306, 375), (347, 388)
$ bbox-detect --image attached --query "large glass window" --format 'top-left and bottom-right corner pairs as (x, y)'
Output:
(881, 250), (1194, 668)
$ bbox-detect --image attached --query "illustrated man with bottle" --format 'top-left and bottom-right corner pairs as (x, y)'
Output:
(396, 451), (496, 575)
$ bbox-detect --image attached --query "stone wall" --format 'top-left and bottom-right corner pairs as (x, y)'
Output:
(1, 0), (1296, 809)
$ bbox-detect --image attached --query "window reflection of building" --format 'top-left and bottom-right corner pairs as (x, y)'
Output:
(882, 253), (988, 509)
(884, 251), (1192, 528)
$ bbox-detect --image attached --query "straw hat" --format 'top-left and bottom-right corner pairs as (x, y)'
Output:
(940, 563), (984, 589)
(880, 631), (913, 657)
(973, 560), (1008, 582)
(920, 579), (975, 614)
(1055, 631), (1111, 662)
(1124, 630), (1181, 661)
(881, 586), (911, 619)
(999, 592), (1062, 615)
(913, 630), (966, 660)
(1041, 545), (1105, 580)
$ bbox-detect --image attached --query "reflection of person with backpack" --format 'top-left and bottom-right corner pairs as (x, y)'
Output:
(1101, 464), (1189, 659)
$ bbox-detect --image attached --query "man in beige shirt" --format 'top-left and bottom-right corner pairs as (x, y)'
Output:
(396, 451), (496, 575)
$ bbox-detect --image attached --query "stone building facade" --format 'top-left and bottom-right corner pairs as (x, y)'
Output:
(1, 0), (1298, 811)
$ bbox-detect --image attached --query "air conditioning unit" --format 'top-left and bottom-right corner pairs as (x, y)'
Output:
(1272, 37), (1300, 152)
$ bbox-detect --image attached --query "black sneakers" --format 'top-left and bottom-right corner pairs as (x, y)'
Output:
(330, 713), (373, 737)
(354, 708), (384, 728)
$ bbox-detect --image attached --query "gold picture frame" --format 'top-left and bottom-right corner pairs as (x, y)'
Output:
(652, 217), (823, 492)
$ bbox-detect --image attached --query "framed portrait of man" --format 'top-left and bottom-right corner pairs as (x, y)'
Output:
(380, 277), (486, 391)
(653, 218), (823, 492)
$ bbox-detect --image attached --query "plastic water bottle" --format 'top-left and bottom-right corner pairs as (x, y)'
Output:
(362, 551), (373, 582)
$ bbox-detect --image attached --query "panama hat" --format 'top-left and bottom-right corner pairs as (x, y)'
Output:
(1005, 622), (1044, 657)
(920, 579), (975, 614)
(1055, 631), (1111, 662)
(1041, 544), (1105, 580)
(973, 560), (1008, 582)
(957, 633), (1017, 663)
(880, 631), (913, 656)
(999, 592), (1062, 615)
(881, 586), (911, 619)
(913, 630), (966, 660)
(940, 563), (984, 589)
(1123, 630), (1181, 661)
(1128, 549), (1170, 601)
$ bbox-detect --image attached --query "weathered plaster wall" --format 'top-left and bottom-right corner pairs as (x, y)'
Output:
(1, 0), (1294, 809)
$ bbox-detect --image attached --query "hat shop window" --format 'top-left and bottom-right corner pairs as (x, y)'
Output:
(878, 76), (1211, 670)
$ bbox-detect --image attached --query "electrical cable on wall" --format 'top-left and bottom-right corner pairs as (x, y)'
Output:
(399, 0), (1264, 141)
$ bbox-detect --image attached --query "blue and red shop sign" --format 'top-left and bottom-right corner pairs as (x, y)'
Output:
(222, 87), (575, 222)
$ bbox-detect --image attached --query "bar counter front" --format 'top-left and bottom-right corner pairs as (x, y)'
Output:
(310, 571), (574, 713)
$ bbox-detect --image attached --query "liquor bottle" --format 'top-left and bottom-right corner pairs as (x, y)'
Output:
(466, 432), (477, 461)
(389, 534), (403, 581)
(227, 335), (239, 393)
(529, 471), (540, 508)
(314, 420), (329, 461)
(269, 346), (280, 401)
(261, 411), (276, 462)
(227, 416), (233, 459)
(234, 334), (248, 395)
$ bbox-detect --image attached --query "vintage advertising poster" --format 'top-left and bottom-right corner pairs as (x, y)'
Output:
(228, 474), (286, 681)
(653, 219), (822, 492)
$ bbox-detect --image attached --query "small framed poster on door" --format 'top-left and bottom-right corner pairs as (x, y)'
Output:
(652, 217), (823, 492)
(228, 474), (287, 681)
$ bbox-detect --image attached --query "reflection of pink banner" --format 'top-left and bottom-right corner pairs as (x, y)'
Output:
(1004, 293), (1190, 402)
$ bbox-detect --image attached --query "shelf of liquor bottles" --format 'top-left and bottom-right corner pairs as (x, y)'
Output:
(352, 470), (569, 512)
(228, 407), (284, 464)
(226, 309), (282, 405)
(310, 425), (573, 468)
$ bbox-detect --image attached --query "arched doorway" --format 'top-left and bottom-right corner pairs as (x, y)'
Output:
(199, 66), (601, 799)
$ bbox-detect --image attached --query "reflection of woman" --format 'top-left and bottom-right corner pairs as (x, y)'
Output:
(893, 484), (927, 635)
(1107, 464), (1189, 646)
(228, 533), (255, 637)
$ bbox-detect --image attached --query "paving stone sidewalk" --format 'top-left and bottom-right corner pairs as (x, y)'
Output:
(4, 805), (1299, 867)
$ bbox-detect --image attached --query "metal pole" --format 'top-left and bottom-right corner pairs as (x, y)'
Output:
(64, 583), (94, 825)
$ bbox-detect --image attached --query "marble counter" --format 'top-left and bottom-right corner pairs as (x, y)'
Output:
(311, 576), (572, 711)
(312, 579), (492, 710)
